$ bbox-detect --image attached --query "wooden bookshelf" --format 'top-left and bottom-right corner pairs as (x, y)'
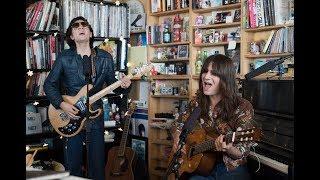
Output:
(244, 53), (294, 59)
(149, 41), (190, 47)
(150, 8), (189, 16)
(193, 22), (241, 29)
(151, 95), (189, 99)
(150, 75), (189, 80)
(192, 41), (240, 47)
(150, 58), (189, 63)
(244, 23), (294, 32)
(193, 3), (241, 13)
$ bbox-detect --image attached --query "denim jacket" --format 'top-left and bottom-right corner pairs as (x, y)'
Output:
(44, 48), (130, 129)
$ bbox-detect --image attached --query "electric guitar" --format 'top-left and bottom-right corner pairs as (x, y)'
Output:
(166, 127), (262, 179)
(48, 64), (153, 137)
(105, 101), (137, 180)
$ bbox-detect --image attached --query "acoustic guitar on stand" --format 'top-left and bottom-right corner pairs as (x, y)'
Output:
(48, 64), (153, 137)
(105, 101), (137, 180)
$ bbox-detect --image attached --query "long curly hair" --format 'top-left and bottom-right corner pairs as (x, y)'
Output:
(197, 54), (240, 122)
(65, 16), (94, 50)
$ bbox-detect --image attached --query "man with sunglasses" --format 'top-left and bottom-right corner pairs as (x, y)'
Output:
(44, 16), (131, 180)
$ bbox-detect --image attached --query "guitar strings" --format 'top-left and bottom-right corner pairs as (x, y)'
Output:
(251, 145), (261, 173)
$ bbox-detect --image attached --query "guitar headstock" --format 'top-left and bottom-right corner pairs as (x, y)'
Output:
(125, 101), (137, 118)
(226, 127), (262, 144)
(130, 63), (154, 80)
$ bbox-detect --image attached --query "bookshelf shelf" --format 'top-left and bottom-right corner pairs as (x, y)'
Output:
(151, 95), (189, 99)
(26, 69), (51, 73)
(150, 139), (172, 146)
(150, 75), (189, 80)
(150, 169), (166, 177)
(244, 53), (294, 59)
(193, 3), (241, 13)
(193, 74), (242, 80)
(93, 36), (130, 41)
(193, 22), (241, 29)
(151, 157), (169, 162)
(150, 8), (189, 16)
(130, 30), (146, 34)
(149, 41), (190, 47)
(26, 30), (60, 37)
(192, 41), (240, 47)
(244, 23), (294, 32)
(26, 96), (48, 102)
(150, 58), (189, 63)
(26, 132), (58, 140)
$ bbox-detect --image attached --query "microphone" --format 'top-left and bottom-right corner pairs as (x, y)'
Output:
(83, 55), (92, 78)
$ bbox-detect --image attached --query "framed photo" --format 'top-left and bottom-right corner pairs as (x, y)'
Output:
(177, 45), (189, 58)
(131, 135), (148, 162)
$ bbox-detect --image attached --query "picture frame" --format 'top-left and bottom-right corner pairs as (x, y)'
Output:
(131, 135), (148, 163)
(177, 45), (189, 58)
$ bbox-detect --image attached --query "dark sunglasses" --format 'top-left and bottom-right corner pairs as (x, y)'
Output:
(71, 21), (89, 28)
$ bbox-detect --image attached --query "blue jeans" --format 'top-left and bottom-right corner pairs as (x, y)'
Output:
(189, 163), (251, 180)
(63, 127), (105, 180)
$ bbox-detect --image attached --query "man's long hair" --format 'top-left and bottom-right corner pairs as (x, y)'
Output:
(65, 16), (94, 50)
(197, 54), (240, 122)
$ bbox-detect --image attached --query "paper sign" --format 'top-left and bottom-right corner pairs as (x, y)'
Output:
(226, 16), (233, 23)
(228, 40), (237, 50)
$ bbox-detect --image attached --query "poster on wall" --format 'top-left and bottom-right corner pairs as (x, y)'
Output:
(127, 0), (146, 32)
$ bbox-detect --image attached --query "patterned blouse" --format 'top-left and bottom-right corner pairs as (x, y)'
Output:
(171, 96), (258, 171)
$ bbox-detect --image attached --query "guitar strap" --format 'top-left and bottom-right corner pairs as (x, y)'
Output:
(90, 47), (97, 83)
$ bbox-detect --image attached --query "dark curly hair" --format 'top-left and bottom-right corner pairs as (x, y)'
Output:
(197, 54), (240, 122)
(65, 16), (94, 49)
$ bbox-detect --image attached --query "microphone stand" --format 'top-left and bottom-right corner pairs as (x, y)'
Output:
(164, 129), (189, 180)
(85, 75), (90, 124)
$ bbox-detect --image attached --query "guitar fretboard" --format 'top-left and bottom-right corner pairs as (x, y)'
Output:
(191, 133), (233, 156)
(118, 115), (131, 157)
(192, 140), (215, 156)
(89, 74), (133, 104)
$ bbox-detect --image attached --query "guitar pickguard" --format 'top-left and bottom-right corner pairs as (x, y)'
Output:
(56, 97), (99, 136)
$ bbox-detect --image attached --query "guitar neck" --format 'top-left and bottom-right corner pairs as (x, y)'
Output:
(118, 115), (131, 157)
(89, 74), (133, 104)
(191, 133), (234, 156)
(192, 140), (216, 156)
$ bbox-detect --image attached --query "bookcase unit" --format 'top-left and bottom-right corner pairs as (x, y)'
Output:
(26, 0), (131, 168)
(146, 0), (242, 179)
(240, 0), (294, 79)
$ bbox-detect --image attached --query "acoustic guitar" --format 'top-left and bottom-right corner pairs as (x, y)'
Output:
(105, 101), (137, 180)
(166, 127), (262, 179)
(48, 64), (152, 137)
